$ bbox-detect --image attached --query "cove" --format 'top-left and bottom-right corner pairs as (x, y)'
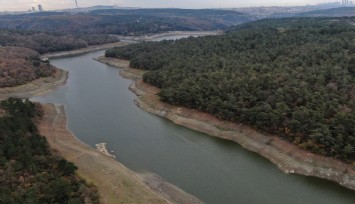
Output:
(32, 49), (355, 204)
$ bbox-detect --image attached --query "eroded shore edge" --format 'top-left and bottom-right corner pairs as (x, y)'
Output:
(0, 43), (203, 203)
(38, 104), (171, 204)
(0, 68), (68, 101)
(0, 53), (202, 203)
(38, 104), (202, 204)
(96, 56), (355, 191)
(42, 42), (129, 59)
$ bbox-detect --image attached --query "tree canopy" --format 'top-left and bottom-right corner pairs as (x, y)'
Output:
(0, 98), (99, 203)
(106, 17), (355, 161)
(0, 47), (55, 87)
(0, 29), (118, 54)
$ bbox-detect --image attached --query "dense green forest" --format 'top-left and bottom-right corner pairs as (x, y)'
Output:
(0, 98), (99, 203)
(0, 9), (250, 36)
(106, 17), (355, 161)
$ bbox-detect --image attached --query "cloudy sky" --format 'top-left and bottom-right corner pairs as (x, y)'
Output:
(0, 0), (341, 11)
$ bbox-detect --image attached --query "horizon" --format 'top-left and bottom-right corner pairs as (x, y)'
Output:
(0, 0), (349, 12)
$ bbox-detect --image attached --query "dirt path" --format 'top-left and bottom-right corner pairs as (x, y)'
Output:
(0, 68), (67, 101)
(96, 56), (355, 192)
(38, 104), (202, 204)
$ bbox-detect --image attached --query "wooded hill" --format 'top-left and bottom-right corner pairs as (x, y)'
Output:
(0, 47), (55, 87)
(0, 9), (250, 36)
(0, 98), (99, 203)
(0, 29), (118, 54)
(106, 17), (355, 161)
(297, 7), (355, 17)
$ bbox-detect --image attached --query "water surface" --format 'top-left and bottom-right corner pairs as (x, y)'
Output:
(32, 50), (355, 204)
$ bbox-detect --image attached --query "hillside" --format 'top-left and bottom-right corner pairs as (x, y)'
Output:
(0, 29), (118, 54)
(0, 9), (250, 35)
(297, 7), (355, 17)
(0, 47), (56, 87)
(106, 17), (355, 162)
(0, 98), (99, 203)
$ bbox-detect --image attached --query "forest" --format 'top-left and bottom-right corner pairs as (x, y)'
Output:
(106, 17), (355, 161)
(0, 98), (99, 203)
(0, 47), (55, 87)
(0, 9), (250, 36)
(0, 8), (251, 54)
(296, 7), (355, 17)
(0, 29), (118, 54)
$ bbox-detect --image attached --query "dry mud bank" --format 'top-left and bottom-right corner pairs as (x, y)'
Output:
(96, 56), (355, 191)
(0, 68), (67, 101)
(42, 42), (129, 59)
(38, 104), (202, 204)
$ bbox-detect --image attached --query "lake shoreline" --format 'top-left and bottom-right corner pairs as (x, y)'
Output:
(38, 103), (202, 204)
(96, 56), (355, 192)
(0, 31), (220, 100)
(0, 68), (68, 101)
(42, 31), (221, 59)
(0, 42), (127, 100)
(42, 42), (130, 59)
(114, 31), (222, 42)
(0, 42), (204, 203)
(37, 104), (169, 204)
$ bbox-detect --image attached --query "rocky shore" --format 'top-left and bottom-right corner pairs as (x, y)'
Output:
(95, 143), (117, 159)
(96, 56), (355, 192)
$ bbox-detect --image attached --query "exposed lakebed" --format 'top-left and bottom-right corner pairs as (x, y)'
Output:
(32, 49), (355, 204)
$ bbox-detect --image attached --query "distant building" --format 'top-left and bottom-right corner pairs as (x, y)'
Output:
(38, 4), (43, 12)
(317, 2), (340, 6)
(342, 0), (354, 5)
(32, 7), (36, 12)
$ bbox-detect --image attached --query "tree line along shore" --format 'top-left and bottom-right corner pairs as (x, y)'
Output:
(95, 55), (355, 191)
(106, 17), (355, 163)
(0, 34), (207, 204)
(1, 12), (355, 203)
(0, 98), (100, 203)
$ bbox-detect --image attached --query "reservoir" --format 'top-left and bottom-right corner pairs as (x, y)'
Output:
(32, 49), (355, 204)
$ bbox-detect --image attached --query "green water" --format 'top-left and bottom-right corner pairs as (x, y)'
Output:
(32, 50), (355, 204)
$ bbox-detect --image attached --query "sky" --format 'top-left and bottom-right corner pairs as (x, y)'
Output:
(0, 0), (343, 11)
